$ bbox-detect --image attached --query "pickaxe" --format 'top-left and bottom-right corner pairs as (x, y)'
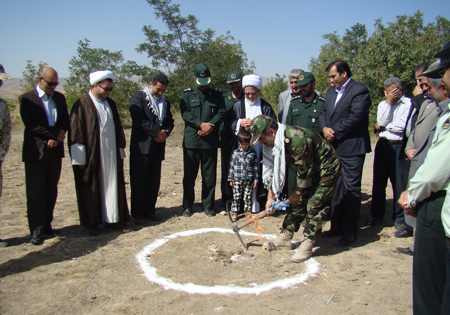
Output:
(226, 199), (290, 250)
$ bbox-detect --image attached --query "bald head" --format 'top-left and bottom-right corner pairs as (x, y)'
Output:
(38, 67), (59, 96)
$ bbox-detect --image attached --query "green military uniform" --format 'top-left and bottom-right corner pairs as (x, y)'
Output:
(282, 125), (340, 240)
(180, 86), (226, 210)
(285, 93), (324, 134)
(285, 93), (326, 195)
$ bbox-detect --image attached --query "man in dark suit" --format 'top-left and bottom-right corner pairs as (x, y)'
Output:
(318, 60), (371, 246)
(19, 67), (69, 245)
(129, 72), (174, 224)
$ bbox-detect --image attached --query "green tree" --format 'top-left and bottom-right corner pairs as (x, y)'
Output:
(137, 0), (252, 108)
(260, 74), (287, 111)
(309, 23), (368, 95)
(356, 12), (450, 107)
(64, 39), (150, 122)
(20, 60), (48, 93)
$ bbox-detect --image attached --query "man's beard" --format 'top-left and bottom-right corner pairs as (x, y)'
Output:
(246, 97), (259, 106)
(151, 90), (161, 100)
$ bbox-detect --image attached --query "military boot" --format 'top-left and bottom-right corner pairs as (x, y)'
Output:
(263, 229), (294, 250)
(291, 238), (315, 262)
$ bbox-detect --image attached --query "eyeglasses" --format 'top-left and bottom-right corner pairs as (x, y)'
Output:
(245, 92), (257, 96)
(97, 84), (114, 92)
(42, 78), (59, 87)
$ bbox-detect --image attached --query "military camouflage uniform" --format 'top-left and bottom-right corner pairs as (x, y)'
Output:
(282, 125), (340, 240)
(0, 98), (11, 198)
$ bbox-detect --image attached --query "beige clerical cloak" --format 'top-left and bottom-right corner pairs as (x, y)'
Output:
(68, 94), (130, 228)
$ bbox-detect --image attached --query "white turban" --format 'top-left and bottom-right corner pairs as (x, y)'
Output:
(242, 74), (262, 90)
(89, 70), (114, 85)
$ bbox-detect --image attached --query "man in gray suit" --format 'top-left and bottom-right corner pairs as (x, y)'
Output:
(278, 69), (304, 123)
(318, 60), (371, 247)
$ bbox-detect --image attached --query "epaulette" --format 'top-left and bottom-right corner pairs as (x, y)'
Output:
(291, 95), (302, 102)
(318, 96), (326, 102)
(183, 88), (192, 92)
(214, 89), (222, 92)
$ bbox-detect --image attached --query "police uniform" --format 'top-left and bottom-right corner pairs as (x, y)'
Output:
(282, 125), (340, 240)
(180, 86), (226, 212)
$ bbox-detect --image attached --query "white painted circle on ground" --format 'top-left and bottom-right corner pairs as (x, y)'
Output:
(136, 227), (320, 295)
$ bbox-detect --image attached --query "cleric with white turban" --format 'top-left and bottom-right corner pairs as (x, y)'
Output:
(89, 70), (114, 85)
(242, 74), (262, 90)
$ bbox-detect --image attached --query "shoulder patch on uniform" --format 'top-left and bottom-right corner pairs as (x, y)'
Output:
(183, 88), (192, 92)
(215, 89), (222, 92)
(318, 96), (326, 102)
(291, 95), (302, 101)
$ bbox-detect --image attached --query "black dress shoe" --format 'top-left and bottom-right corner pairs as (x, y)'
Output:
(30, 236), (43, 245)
(394, 228), (413, 238)
(205, 208), (215, 217)
(134, 217), (145, 225)
(335, 233), (357, 247)
(182, 208), (192, 217)
(145, 214), (163, 221)
(45, 229), (61, 237)
(368, 217), (382, 226)
(396, 247), (414, 256)
(216, 200), (227, 207)
(322, 229), (343, 238)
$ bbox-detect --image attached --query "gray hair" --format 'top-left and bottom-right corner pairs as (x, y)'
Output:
(428, 77), (444, 89)
(384, 77), (402, 89)
(288, 69), (304, 79)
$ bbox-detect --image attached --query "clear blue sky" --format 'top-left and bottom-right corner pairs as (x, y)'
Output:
(1, 0), (448, 79)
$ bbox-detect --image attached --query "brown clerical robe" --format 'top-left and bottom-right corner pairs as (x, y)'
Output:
(68, 94), (130, 228)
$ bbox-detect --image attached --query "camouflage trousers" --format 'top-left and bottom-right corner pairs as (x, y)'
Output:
(282, 173), (339, 241)
(231, 179), (253, 213)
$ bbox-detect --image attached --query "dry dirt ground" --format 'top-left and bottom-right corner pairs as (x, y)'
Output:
(0, 111), (414, 314)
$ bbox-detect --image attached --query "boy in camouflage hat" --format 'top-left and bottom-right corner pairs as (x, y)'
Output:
(250, 115), (340, 262)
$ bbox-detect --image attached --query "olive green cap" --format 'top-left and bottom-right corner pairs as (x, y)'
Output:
(295, 72), (315, 86)
(249, 115), (271, 146)
(194, 63), (212, 86)
(227, 71), (242, 83)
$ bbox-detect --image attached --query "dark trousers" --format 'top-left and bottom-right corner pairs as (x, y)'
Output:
(329, 154), (365, 235)
(371, 139), (405, 224)
(130, 151), (162, 218)
(220, 143), (232, 201)
(442, 244), (450, 314)
(24, 149), (62, 236)
(413, 191), (447, 315)
(183, 148), (217, 210)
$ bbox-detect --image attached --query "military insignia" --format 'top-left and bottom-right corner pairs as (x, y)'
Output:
(191, 99), (199, 103)
(444, 118), (450, 129)
(231, 73), (236, 79)
(228, 96), (232, 100)
(299, 75), (304, 80)
(314, 109), (316, 112)
(207, 77), (211, 84)
(319, 96), (326, 101)
(184, 88), (192, 92)
(293, 108), (299, 112)
(312, 118), (316, 123)
(195, 78), (201, 85)
(200, 71), (206, 77)
(285, 138), (290, 143)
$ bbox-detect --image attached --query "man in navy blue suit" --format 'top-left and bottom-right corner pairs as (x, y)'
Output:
(318, 60), (372, 246)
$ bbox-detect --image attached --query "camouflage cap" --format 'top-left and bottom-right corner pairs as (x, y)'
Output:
(295, 72), (315, 86)
(249, 115), (271, 146)
(227, 71), (242, 83)
(194, 63), (212, 86)
(419, 57), (450, 79)
(0, 64), (11, 80)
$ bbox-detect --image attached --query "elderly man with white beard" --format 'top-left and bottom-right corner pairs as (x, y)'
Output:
(226, 74), (276, 212)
